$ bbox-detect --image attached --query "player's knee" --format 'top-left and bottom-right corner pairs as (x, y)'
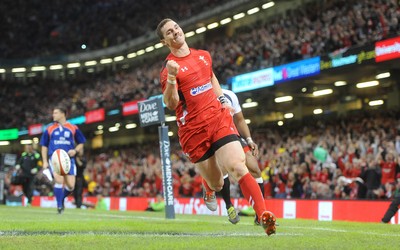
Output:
(245, 154), (260, 176)
(229, 163), (249, 181)
(248, 167), (261, 178)
(65, 185), (75, 192)
(216, 179), (224, 191)
(210, 179), (224, 192)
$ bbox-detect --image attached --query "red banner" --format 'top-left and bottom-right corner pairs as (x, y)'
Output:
(375, 36), (400, 62)
(28, 124), (43, 135)
(85, 108), (105, 124)
(122, 100), (143, 116)
(26, 196), (399, 224)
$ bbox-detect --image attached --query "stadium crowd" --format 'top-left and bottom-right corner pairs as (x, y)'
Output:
(1, 0), (399, 129)
(74, 111), (400, 200)
(5, 110), (400, 201)
(0, 0), (228, 59)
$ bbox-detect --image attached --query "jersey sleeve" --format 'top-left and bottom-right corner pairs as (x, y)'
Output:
(205, 50), (213, 78)
(223, 89), (242, 114)
(230, 91), (242, 114)
(39, 129), (49, 147)
(74, 126), (86, 144)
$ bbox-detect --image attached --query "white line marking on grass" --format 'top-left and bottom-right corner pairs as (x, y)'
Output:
(286, 226), (347, 232)
(0, 230), (302, 237)
(285, 226), (398, 237)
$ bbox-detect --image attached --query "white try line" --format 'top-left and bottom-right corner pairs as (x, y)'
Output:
(0, 230), (295, 237)
(284, 226), (399, 237)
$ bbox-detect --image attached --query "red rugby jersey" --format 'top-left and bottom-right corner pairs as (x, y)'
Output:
(160, 48), (221, 128)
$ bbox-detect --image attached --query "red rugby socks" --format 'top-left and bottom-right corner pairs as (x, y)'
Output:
(238, 172), (266, 218)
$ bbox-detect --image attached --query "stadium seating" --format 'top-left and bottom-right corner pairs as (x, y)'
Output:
(1, 0), (399, 129)
(2, 0), (400, 201)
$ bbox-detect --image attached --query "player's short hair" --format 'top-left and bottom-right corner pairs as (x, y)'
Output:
(54, 106), (67, 116)
(156, 18), (173, 40)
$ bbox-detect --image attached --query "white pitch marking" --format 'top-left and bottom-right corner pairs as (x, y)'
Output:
(0, 230), (302, 237)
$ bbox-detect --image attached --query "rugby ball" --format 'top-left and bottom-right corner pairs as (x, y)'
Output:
(51, 149), (71, 176)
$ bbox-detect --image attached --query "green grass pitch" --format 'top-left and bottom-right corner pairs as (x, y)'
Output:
(0, 206), (398, 249)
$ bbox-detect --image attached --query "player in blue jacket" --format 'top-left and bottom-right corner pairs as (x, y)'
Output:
(40, 106), (86, 214)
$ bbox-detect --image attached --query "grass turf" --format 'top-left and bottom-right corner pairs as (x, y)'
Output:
(0, 205), (398, 249)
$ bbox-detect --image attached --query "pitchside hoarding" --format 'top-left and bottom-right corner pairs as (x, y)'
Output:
(273, 56), (320, 84)
(229, 57), (320, 93)
(26, 196), (400, 224)
(320, 44), (375, 70)
(85, 108), (105, 124)
(230, 67), (274, 93)
(375, 36), (400, 62)
(28, 124), (43, 136)
(0, 128), (18, 140)
(122, 99), (143, 116)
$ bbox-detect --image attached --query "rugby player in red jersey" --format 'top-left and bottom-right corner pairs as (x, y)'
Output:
(156, 19), (276, 236)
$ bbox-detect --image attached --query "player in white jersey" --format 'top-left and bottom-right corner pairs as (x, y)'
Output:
(220, 89), (265, 225)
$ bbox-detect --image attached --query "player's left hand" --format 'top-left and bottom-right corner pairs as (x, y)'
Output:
(248, 141), (259, 157)
(222, 102), (235, 115)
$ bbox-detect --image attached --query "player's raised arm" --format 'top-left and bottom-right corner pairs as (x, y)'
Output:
(163, 60), (180, 110)
(211, 72), (223, 97)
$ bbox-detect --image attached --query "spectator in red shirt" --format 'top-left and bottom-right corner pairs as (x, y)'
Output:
(378, 151), (397, 185)
(316, 167), (330, 184)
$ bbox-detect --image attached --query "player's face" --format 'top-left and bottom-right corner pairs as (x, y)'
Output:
(52, 109), (64, 122)
(161, 21), (185, 48)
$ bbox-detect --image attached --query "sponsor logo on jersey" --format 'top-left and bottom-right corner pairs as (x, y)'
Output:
(190, 82), (212, 96)
(64, 131), (71, 138)
(54, 140), (72, 145)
